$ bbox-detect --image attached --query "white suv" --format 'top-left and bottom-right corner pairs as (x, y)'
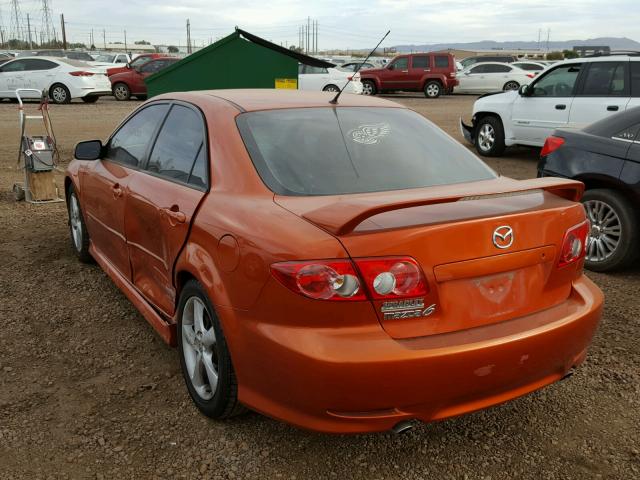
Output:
(461, 55), (640, 156)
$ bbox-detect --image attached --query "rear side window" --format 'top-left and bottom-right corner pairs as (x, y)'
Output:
(485, 64), (511, 73)
(434, 56), (449, 68)
(579, 62), (629, 96)
(106, 104), (169, 167)
(24, 59), (57, 70)
(632, 62), (640, 97)
(412, 56), (430, 68)
(237, 107), (496, 196)
(147, 105), (207, 187)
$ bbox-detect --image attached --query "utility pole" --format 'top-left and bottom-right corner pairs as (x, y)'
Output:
(307, 16), (310, 54)
(546, 28), (550, 52)
(186, 19), (192, 54)
(124, 29), (127, 54)
(26, 13), (32, 48)
(0, 28), (5, 48)
(103, 28), (106, 50)
(10, 0), (22, 43)
(90, 28), (93, 48)
(60, 13), (67, 49)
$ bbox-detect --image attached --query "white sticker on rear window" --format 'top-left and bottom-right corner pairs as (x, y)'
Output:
(349, 123), (390, 145)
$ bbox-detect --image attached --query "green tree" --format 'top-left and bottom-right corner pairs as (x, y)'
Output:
(562, 49), (579, 59)
(167, 45), (179, 53)
(289, 45), (303, 53)
(546, 51), (564, 60)
(135, 40), (151, 45)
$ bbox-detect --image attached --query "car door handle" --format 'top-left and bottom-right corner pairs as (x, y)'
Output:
(112, 183), (123, 198)
(401, 70), (408, 73)
(607, 105), (619, 111)
(423, 69), (431, 72)
(555, 104), (567, 110)
(161, 206), (186, 225)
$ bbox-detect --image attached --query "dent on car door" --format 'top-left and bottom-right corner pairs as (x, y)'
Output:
(125, 103), (208, 316)
(569, 61), (631, 129)
(81, 103), (170, 278)
(510, 63), (582, 146)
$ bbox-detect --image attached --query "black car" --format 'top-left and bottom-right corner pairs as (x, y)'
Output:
(538, 106), (640, 271)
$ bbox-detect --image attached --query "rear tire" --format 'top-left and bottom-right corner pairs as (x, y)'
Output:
(474, 115), (506, 157)
(582, 189), (639, 272)
(362, 80), (376, 95)
(177, 280), (246, 419)
(323, 84), (340, 92)
(113, 82), (131, 101)
(66, 186), (92, 263)
(503, 81), (520, 91)
(49, 83), (71, 104)
(424, 80), (442, 98)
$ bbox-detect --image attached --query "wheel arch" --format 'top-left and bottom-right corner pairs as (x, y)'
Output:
(574, 174), (640, 205)
(472, 111), (509, 140)
(421, 76), (444, 90)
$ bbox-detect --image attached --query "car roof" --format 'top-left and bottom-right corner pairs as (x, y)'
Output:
(154, 89), (405, 112)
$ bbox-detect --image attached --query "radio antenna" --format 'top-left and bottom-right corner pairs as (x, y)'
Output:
(330, 30), (390, 105)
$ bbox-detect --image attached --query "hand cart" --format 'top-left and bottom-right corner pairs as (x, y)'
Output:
(12, 88), (63, 204)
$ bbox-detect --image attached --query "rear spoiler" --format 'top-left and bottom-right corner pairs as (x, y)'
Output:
(296, 177), (584, 236)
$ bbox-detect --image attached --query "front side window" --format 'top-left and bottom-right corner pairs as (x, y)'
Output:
(469, 65), (486, 74)
(580, 62), (628, 96)
(130, 56), (150, 68)
(147, 105), (207, 187)
(632, 62), (640, 97)
(391, 57), (408, 70)
(531, 64), (582, 97)
(106, 104), (169, 167)
(412, 56), (430, 68)
(140, 61), (162, 73)
(237, 107), (496, 196)
(0, 60), (28, 72)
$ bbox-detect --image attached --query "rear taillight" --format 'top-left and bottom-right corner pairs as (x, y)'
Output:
(355, 257), (428, 300)
(271, 256), (428, 301)
(526, 73), (535, 78)
(540, 136), (565, 157)
(271, 260), (365, 301)
(347, 76), (353, 81)
(558, 221), (589, 268)
(69, 71), (94, 76)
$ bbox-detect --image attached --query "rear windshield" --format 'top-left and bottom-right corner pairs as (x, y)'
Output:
(237, 107), (495, 196)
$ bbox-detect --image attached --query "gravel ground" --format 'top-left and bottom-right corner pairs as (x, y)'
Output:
(0, 95), (638, 479)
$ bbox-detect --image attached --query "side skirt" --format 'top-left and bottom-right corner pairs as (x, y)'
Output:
(90, 243), (177, 346)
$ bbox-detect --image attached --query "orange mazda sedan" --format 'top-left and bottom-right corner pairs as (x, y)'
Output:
(65, 90), (603, 433)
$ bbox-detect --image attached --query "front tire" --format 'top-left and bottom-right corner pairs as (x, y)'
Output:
(66, 186), (92, 263)
(362, 80), (376, 95)
(177, 280), (245, 419)
(50, 84), (71, 104)
(424, 80), (442, 98)
(583, 189), (639, 272)
(113, 82), (131, 101)
(474, 115), (506, 156)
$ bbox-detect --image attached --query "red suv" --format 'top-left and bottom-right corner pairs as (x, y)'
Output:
(110, 57), (179, 101)
(359, 53), (458, 98)
(107, 53), (172, 77)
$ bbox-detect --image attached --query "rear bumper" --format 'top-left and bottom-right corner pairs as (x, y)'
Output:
(225, 275), (603, 433)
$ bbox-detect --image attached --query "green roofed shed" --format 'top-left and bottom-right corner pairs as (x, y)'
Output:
(145, 28), (334, 97)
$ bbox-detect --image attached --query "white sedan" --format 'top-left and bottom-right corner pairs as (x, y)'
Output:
(298, 65), (363, 94)
(456, 62), (534, 94)
(0, 57), (112, 104)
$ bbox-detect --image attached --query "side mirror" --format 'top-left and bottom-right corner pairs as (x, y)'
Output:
(75, 140), (103, 160)
(519, 84), (530, 96)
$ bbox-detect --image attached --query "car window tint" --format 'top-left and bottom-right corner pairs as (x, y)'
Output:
(1, 60), (28, 72)
(532, 64), (582, 97)
(107, 104), (169, 167)
(147, 105), (206, 186)
(581, 62), (628, 96)
(435, 56), (449, 68)
(24, 59), (57, 70)
(392, 57), (408, 70)
(304, 66), (328, 74)
(469, 65), (485, 74)
(140, 61), (162, 73)
(412, 56), (430, 68)
(631, 62), (640, 97)
(485, 64), (511, 73)
(237, 107), (496, 196)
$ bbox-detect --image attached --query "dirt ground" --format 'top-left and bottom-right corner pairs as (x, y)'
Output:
(0, 94), (639, 480)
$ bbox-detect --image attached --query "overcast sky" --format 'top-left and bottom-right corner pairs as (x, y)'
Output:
(2, 0), (639, 49)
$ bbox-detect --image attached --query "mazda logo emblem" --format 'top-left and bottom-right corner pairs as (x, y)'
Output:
(493, 225), (514, 249)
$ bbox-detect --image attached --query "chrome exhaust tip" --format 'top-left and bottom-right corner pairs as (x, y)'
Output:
(391, 420), (414, 435)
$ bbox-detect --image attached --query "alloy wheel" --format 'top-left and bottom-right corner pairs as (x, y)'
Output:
(324, 85), (339, 92)
(426, 84), (440, 97)
(181, 296), (219, 400)
(69, 193), (83, 251)
(504, 81), (519, 91)
(584, 200), (621, 263)
(52, 86), (67, 103)
(477, 123), (495, 152)
(362, 82), (374, 95)
(114, 85), (128, 100)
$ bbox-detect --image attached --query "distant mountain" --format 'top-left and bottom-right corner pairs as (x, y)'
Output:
(392, 37), (640, 53)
